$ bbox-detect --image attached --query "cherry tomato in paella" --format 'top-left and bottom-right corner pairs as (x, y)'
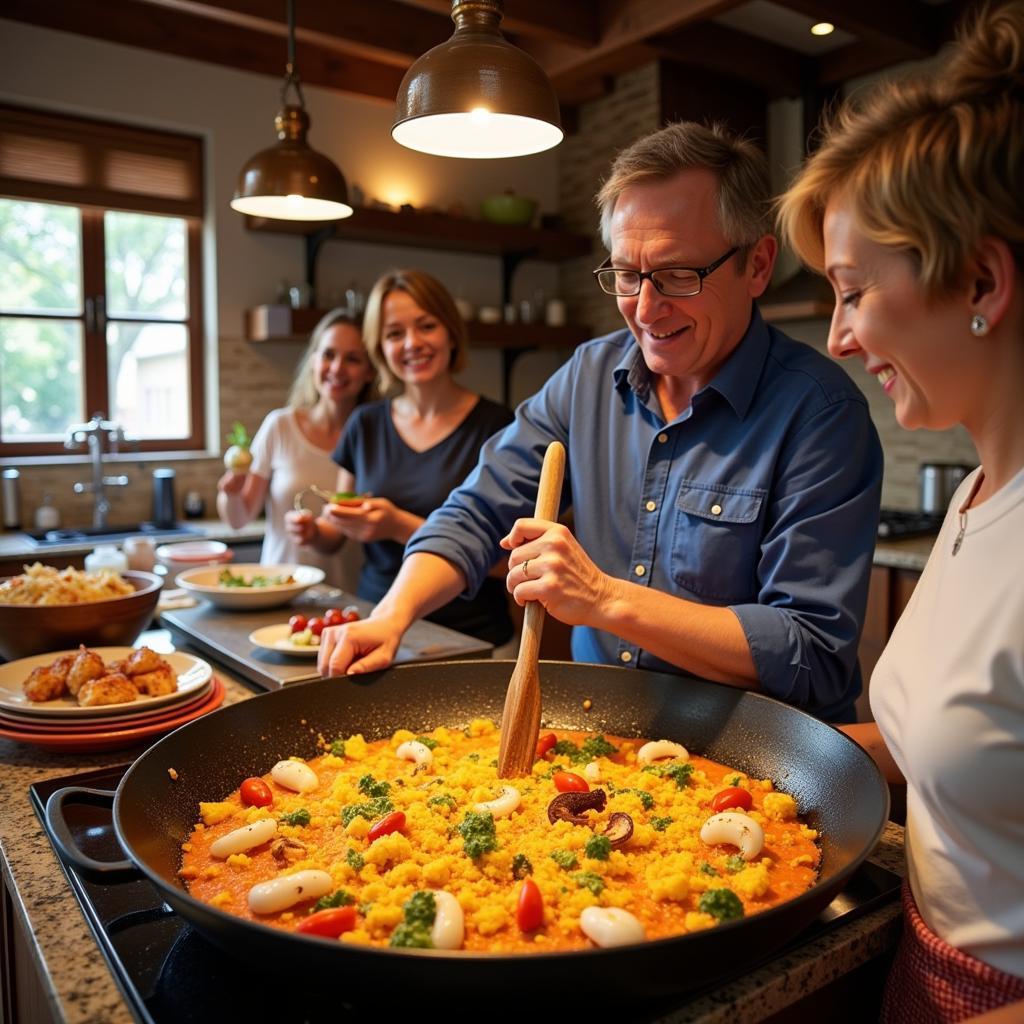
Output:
(710, 786), (753, 813)
(239, 777), (273, 807)
(553, 771), (589, 793)
(367, 810), (406, 842)
(535, 732), (557, 760)
(295, 905), (357, 937)
(516, 877), (544, 931)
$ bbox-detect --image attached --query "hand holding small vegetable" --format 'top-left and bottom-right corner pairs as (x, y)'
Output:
(223, 422), (252, 472)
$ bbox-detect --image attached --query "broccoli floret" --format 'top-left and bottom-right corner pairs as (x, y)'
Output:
(389, 890), (437, 948)
(389, 922), (432, 948)
(458, 810), (498, 859)
(427, 793), (457, 810)
(314, 889), (355, 911)
(403, 890), (437, 927)
(580, 735), (618, 760)
(641, 762), (694, 788)
(414, 735), (439, 750)
(329, 738), (347, 757)
(573, 871), (606, 896)
(651, 816), (673, 832)
(346, 848), (364, 871)
(340, 796), (393, 827)
(584, 834), (612, 860)
(358, 773), (391, 799)
(698, 888), (744, 922)
(700, 862), (719, 877)
(550, 850), (579, 871)
(466, 752), (480, 762)
(512, 853), (533, 879)
(549, 739), (578, 761)
(279, 808), (310, 827)
(725, 854), (746, 874)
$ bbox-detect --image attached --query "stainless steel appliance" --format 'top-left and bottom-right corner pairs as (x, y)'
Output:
(919, 462), (973, 514)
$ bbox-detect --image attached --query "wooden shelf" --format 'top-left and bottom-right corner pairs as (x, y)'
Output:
(244, 307), (589, 349)
(245, 206), (592, 262)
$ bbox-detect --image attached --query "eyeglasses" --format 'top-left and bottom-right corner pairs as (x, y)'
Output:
(592, 247), (740, 297)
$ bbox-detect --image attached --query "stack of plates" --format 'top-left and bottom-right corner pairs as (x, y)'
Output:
(0, 647), (223, 752)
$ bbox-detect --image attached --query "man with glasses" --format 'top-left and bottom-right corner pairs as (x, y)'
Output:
(318, 122), (883, 723)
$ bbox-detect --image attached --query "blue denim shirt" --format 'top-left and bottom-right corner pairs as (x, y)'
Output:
(407, 307), (883, 721)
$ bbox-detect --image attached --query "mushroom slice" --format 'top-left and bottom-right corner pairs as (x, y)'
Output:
(547, 788), (607, 826)
(601, 812), (634, 849)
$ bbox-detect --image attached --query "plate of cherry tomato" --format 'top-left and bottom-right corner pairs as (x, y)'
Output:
(248, 607), (361, 656)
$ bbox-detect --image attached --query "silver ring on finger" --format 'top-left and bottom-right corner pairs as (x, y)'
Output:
(522, 559), (531, 580)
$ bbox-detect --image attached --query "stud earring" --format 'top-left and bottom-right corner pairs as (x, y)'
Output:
(970, 314), (989, 337)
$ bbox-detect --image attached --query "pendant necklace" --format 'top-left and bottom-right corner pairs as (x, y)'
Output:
(951, 470), (984, 557)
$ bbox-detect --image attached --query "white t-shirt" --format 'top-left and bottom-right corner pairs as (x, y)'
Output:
(248, 407), (361, 591)
(871, 465), (1024, 978)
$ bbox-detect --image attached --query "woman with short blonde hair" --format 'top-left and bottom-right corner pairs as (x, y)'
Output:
(778, 4), (1024, 1020)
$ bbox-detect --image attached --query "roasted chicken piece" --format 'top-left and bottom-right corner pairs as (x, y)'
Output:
(132, 666), (177, 697)
(22, 663), (68, 702)
(66, 645), (105, 697)
(121, 646), (166, 675)
(77, 673), (138, 707)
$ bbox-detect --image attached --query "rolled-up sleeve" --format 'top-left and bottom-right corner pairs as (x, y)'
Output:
(730, 392), (882, 717)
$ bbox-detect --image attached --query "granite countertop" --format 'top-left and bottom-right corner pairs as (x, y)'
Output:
(0, 649), (906, 1024)
(0, 518), (936, 574)
(872, 536), (935, 572)
(0, 518), (266, 560)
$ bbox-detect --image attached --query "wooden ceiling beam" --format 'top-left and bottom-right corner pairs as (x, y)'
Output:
(133, 0), (449, 67)
(394, 0), (601, 48)
(543, 0), (747, 94)
(1, 0), (406, 101)
(650, 22), (804, 98)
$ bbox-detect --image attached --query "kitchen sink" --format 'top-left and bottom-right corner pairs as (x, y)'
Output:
(22, 522), (204, 548)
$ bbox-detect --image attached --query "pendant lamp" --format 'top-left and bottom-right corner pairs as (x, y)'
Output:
(231, 0), (352, 221)
(392, 0), (563, 159)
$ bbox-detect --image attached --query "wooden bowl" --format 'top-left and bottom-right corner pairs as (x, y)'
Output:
(0, 570), (163, 661)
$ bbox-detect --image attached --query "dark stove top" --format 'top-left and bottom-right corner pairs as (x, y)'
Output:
(31, 765), (901, 1024)
(878, 508), (945, 540)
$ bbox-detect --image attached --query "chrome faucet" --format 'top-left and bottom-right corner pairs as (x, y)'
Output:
(66, 413), (129, 529)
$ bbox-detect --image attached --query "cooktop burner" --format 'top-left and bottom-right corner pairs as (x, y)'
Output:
(32, 765), (901, 1024)
(877, 508), (945, 540)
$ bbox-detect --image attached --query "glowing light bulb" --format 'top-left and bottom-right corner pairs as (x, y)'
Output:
(469, 107), (491, 125)
(810, 22), (835, 36)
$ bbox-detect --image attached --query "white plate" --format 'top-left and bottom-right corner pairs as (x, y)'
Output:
(0, 647), (213, 719)
(176, 564), (326, 610)
(248, 623), (321, 657)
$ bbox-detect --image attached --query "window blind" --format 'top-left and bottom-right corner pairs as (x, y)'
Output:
(0, 104), (203, 217)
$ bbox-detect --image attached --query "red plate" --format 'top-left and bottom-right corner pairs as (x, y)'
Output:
(0, 680), (214, 734)
(0, 676), (225, 752)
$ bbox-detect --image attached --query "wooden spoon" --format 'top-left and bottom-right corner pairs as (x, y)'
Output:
(497, 440), (567, 778)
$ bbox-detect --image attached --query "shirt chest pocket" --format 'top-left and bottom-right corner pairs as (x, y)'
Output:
(670, 480), (766, 603)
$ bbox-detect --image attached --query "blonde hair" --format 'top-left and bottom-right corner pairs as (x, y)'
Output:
(286, 308), (368, 409)
(777, 1), (1024, 299)
(362, 269), (468, 394)
(595, 121), (772, 259)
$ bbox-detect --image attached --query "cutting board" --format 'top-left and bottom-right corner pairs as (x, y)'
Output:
(159, 590), (493, 690)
